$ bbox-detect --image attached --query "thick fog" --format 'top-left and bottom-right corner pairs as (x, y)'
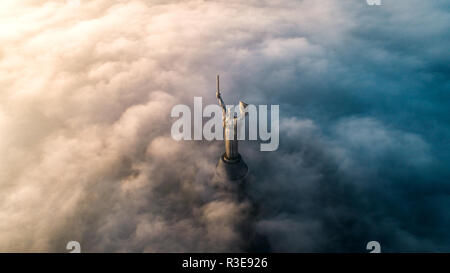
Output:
(0, 0), (449, 252)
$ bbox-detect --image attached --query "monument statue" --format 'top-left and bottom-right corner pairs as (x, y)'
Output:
(214, 75), (249, 181)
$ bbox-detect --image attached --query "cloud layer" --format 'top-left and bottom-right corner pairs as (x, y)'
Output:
(0, 0), (449, 252)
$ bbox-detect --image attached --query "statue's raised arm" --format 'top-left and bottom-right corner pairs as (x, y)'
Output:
(216, 75), (227, 127)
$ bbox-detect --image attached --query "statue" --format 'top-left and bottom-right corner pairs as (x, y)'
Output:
(215, 75), (248, 162)
(213, 77), (266, 251)
(214, 75), (249, 182)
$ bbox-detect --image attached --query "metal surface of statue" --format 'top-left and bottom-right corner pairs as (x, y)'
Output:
(215, 75), (249, 181)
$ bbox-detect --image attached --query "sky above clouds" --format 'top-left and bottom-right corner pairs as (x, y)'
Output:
(0, 0), (449, 252)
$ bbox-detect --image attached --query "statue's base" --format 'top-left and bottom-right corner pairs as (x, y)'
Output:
(215, 153), (248, 181)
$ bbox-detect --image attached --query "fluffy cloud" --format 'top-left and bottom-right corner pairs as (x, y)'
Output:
(0, 0), (448, 252)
